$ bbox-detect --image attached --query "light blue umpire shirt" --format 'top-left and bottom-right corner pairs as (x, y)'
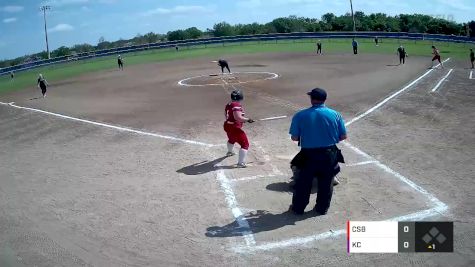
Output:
(289, 104), (347, 149)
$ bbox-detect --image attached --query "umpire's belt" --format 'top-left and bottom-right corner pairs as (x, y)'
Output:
(301, 145), (337, 153)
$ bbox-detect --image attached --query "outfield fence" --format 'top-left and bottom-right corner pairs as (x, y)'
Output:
(1, 31), (474, 75)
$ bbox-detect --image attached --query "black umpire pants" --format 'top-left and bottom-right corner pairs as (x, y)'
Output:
(292, 146), (338, 214)
(353, 46), (358, 54)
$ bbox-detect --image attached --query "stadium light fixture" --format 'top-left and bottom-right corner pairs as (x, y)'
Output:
(350, 0), (356, 33)
(40, 5), (51, 59)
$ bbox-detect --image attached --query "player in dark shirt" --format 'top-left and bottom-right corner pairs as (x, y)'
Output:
(352, 39), (358, 55)
(470, 49), (474, 69)
(117, 55), (124, 70)
(37, 74), (49, 98)
(10, 71), (14, 80)
(218, 59), (231, 74)
(316, 40), (322, 54)
(397, 45), (407, 65)
(374, 36), (379, 46)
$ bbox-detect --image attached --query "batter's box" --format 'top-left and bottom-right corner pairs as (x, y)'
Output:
(209, 142), (448, 252)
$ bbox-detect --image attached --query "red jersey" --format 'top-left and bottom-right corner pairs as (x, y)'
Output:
(225, 101), (244, 128)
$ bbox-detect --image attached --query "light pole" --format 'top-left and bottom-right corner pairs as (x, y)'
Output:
(40, 5), (51, 59)
(349, 0), (356, 33)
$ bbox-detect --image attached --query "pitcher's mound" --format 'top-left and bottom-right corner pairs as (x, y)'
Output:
(178, 72), (279, 87)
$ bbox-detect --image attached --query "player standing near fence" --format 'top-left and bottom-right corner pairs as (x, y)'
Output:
(352, 39), (358, 55)
(289, 88), (347, 215)
(431, 46), (443, 69)
(37, 74), (49, 98)
(224, 90), (254, 168)
(470, 48), (474, 69)
(397, 45), (407, 65)
(117, 55), (124, 70)
(316, 40), (322, 55)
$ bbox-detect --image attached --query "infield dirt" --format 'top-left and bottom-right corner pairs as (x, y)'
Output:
(1, 53), (473, 266)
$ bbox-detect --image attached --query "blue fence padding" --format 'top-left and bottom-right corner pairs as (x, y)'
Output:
(1, 31), (474, 75)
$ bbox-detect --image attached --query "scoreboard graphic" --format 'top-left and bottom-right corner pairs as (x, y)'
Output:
(347, 221), (453, 253)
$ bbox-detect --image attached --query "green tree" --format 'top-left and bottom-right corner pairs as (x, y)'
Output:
(72, 44), (94, 53)
(143, 32), (159, 43)
(184, 27), (203, 39)
(213, 22), (235, 37)
(97, 36), (111, 50)
(167, 30), (188, 41)
(468, 21), (475, 37)
(51, 46), (71, 57)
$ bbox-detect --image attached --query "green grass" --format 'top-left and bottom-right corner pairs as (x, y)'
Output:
(1, 38), (473, 94)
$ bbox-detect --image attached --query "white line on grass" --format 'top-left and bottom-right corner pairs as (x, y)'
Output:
(430, 69), (454, 92)
(346, 58), (451, 126)
(216, 169), (256, 247)
(3, 102), (219, 148)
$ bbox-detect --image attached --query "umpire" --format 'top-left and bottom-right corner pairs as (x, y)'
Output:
(289, 88), (347, 215)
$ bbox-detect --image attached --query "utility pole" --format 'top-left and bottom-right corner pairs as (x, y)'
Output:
(349, 0), (356, 33)
(40, 5), (51, 59)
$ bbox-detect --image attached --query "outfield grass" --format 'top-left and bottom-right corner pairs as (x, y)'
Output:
(1, 38), (473, 94)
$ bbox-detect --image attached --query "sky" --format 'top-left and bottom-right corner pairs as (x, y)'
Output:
(0, 0), (474, 59)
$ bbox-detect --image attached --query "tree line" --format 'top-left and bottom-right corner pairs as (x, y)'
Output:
(2, 12), (474, 68)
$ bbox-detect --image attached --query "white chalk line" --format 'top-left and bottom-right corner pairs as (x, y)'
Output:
(214, 74), (258, 247)
(345, 160), (378, 167)
(230, 61), (451, 251)
(254, 142), (283, 175)
(346, 58), (451, 126)
(216, 169), (256, 247)
(231, 160), (378, 183)
(178, 72), (279, 87)
(232, 140), (448, 252)
(469, 70), (474, 80)
(430, 68), (454, 92)
(231, 174), (279, 182)
(234, 206), (446, 253)
(342, 141), (447, 211)
(1, 102), (220, 148)
(4, 59), (449, 252)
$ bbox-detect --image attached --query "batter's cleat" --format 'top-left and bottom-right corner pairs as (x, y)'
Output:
(226, 152), (236, 157)
(236, 163), (247, 168)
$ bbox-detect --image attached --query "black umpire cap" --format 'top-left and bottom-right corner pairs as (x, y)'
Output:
(307, 88), (327, 101)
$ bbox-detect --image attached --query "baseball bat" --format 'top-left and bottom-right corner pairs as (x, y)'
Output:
(259, 116), (287, 121)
